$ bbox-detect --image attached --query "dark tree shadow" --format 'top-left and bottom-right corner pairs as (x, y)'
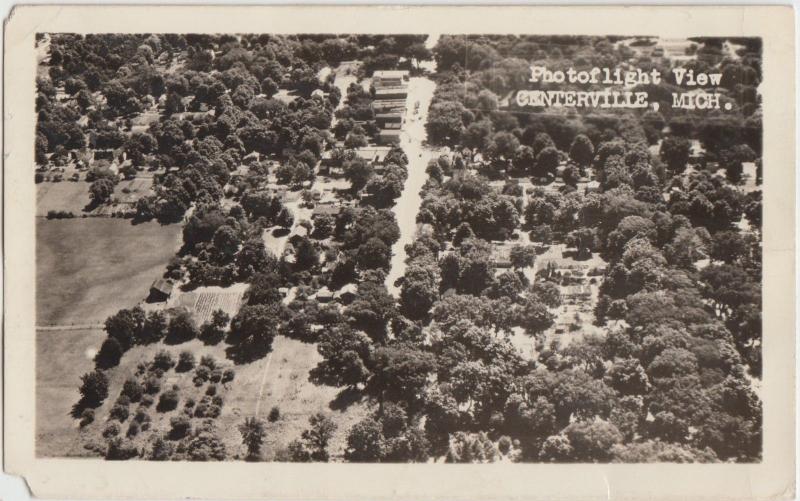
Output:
(70, 397), (100, 419)
(224, 340), (272, 365)
(329, 387), (364, 411)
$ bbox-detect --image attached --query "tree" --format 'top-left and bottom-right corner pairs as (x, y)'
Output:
(212, 225), (240, 260)
(569, 135), (594, 168)
(531, 132), (556, 156)
(532, 281), (561, 308)
(294, 237), (319, 270)
(710, 230), (748, 264)
(400, 260), (439, 321)
(517, 296), (554, 337)
(563, 420), (623, 462)
(345, 417), (385, 462)
(647, 347), (699, 380)
(369, 344), (436, 407)
(489, 131), (520, 161)
(343, 157), (374, 192)
(509, 245), (536, 269)
(79, 370), (109, 408)
(186, 421), (227, 461)
(660, 136), (691, 173)
(141, 311), (168, 344)
(95, 338), (123, 369)
(245, 272), (284, 305)
(357, 237), (392, 271)
(446, 432), (497, 463)
(426, 100), (465, 146)
(605, 358), (649, 395)
(539, 434), (574, 462)
(346, 280), (398, 343)
(236, 239), (275, 279)
(239, 417), (266, 460)
(167, 310), (199, 343)
(301, 412), (337, 462)
(310, 325), (372, 388)
(229, 304), (282, 358)
(104, 307), (145, 350)
(90, 178), (116, 205)
(534, 146), (560, 178)
(149, 436), (174, 460)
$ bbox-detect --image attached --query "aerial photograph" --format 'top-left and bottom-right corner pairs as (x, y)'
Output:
(34, 33), (763, 463)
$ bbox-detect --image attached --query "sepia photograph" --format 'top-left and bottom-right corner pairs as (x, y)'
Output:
(4, 5), (795, 501)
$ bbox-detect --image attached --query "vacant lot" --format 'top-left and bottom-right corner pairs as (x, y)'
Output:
(36, 218), (182, 326)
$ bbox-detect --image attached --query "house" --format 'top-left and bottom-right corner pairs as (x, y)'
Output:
(376, 112), (403, 125)
(375, 87), (408, 101)
(491, 246), (513, 268)
(312, 203), (342, 219)
(316, 287), (334, 303)
(377, 130), (401, 145)
(288, 225), (309, 245)
(372, 70), (409, 88)
(149, 279), (174, 302)
(585, 180), (601, 194)
(372, 99), (407, 113)
(334, 283), (358, 304)
(354, 146), (392, 164)
(561, 285), (592, 301)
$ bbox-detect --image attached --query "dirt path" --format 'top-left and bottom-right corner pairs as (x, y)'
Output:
(36, 324), (104, 331)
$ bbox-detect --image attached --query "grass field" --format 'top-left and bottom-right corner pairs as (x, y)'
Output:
(36, 181), (91, 216)
(36, 327), (108, 457)
(36, 218), (182, 326)
(36, 218), (182, 457)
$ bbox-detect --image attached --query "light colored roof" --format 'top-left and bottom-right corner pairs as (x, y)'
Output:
(151, 278), (173, 294)
(312, 204), (341, 217)
(373, 70), (409, 79)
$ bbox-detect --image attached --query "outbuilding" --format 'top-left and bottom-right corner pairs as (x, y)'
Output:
(149, 278), (174, 302)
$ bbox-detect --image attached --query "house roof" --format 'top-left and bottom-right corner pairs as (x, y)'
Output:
(354, 146), (392, 163)
(334, 283), (358, 299)
(373, 70), (409, 79)
(562, 285), (592, 296)
(375, 86), (408, 94)
(151, 278), (173, 295)
(312, 204), (341, 217)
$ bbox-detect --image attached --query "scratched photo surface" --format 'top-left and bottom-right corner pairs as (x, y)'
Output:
(34, 33), (763, 463)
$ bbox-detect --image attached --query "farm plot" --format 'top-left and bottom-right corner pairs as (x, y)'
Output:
(174, 285), (247, 325)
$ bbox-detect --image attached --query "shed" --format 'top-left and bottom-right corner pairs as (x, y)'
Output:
(149, 278), (174, 302)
